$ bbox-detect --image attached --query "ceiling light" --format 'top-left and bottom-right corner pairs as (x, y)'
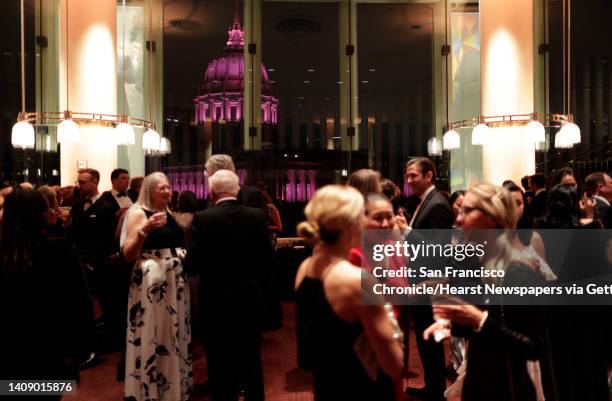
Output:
(525, 120), (545, 143)
(559, 122), (580, 144)
(471, 123), (490, 145)
(12, 119), (35, 150)
(427, 137), (442, 156)
(443, 129), (460, 150)
(142, 127), (161, 154)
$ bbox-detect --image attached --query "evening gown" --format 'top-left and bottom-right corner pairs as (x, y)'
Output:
(125, 210), (193, 401)
(295, 276), (395, 401)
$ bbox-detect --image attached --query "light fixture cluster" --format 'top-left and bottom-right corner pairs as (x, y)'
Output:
(11, 111), (171, 155)
(11, 0), (171, 157)
(430, 113), (580, 155)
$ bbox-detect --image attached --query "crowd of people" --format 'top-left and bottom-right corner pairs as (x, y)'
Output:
(0, 155), (611, 401)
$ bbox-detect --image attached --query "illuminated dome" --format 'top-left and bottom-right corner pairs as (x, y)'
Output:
(194, 10), (278, 124)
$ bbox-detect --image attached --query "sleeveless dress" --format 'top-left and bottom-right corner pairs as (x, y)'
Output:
(295, 276), (395, 401)
(125, 210), (193, 401)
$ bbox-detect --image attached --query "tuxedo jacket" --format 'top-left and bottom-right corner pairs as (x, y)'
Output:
(99, 191), (121, 215)
(70, 197), (116, 267)
(185, 199), (273, 327)
(98, 190), (127, 249)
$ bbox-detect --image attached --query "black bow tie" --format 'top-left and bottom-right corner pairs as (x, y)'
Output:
(117, 192), (127, 198)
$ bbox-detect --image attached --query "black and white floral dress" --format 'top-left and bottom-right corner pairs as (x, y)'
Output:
(124, 209), (193, 401)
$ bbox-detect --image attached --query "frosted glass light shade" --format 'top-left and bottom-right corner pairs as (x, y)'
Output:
(159, 137), (171, 155)
(57, 118), (80, 143)
(11, 120), (35, 149)
(554, 130), (572, 148)
(471, 123), (490, 145)
(142, 128), (161, 153)
(560, 122), (580, 144)
(443, 129), (460, 150)
(427, 137), (443, 156)
(116, 123), (136, 145)
(526, 120), (545, 143)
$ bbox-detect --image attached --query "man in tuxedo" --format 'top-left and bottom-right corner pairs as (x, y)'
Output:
(205, 154), (265, 210)
(585, 172), (612, 228)
(98, 168), (134, 357)
(70, 168), (115, 366)
(529, 173), (548, 219)
(185, 169), (273, 401)
(99, 168), (133, 216)
(405, 157), (453, 401)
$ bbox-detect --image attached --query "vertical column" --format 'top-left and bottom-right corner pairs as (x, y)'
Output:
(432, 2), (447, 144)
(118, 2), (145, 176)
(59, 0), (117, 189)
(243, 0), (262, 150)
(593, 56), (604, 147)
(339, 0), (358, 151)
(580, 57), (591, 148)
(36, 0), (60, 130)
(481, 0), (535, 185)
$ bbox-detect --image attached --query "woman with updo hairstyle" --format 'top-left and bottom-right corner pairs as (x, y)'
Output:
(347, 168), (382, 197)
(295, 185), (403, 401)
(424, 183), (554, 401)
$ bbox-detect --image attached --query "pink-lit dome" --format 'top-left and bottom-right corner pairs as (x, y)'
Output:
(195, 11), (278, 124)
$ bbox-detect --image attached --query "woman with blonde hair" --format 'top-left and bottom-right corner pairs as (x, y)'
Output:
(121, 172), (192, 401)
(424, 183), (553, 401)
(295, 185), (403, 401)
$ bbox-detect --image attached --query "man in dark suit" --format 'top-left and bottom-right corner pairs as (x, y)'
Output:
(185, 169), (273, 401)
(585, 172), (612, 228)
(529, 173), (548, 219)
(98, 168), (134, 361)
(405, 157), (453, 401)
(70, 168), (115, 366)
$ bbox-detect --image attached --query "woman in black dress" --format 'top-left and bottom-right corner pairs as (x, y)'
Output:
(0, 187), (92, 400)
(295, 185), (403, 401)
(424, 183), (554, 401)
(121, 172), (192, 401)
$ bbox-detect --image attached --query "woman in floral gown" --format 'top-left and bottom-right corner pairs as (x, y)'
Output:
(121, 172), (192, 401)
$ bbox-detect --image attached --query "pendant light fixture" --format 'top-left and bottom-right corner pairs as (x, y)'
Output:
(526, 119), (545, 143)
(57, 0), (80, 144)
(116, 0), (135, 145)
(442, 0), (460, 151)
(555, 0), (580, 148)
(471, 117), (490, 145)
(11, 0), (35, 150)
(142, 2), (169, 156)
(427, 137), (443, 156)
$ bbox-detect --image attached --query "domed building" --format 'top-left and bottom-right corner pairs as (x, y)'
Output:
(194, 11), (278, 125)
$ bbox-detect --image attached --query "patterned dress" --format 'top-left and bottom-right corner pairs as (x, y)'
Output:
(125, 209), (193, 401)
